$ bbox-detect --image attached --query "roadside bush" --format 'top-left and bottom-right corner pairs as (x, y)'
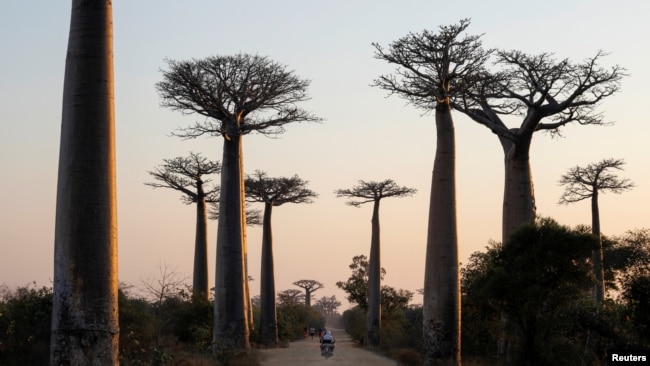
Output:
(0, 283), (52, 366)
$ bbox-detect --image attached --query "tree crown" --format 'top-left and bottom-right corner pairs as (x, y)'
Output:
(245, 170), (317, 206)
(145, 152), (220, 204)
(156, 53), (322, 140)
(335, 179), (416, 207)
(558, 158), (634, 204)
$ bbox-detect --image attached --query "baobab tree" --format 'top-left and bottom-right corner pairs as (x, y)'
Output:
(157, 53), (320, 349)
(453, 50), (625, 245)
(374, 20), (489, 363)
(51, 1), (119, 364)
(245, 170), (317, 347)
(335, 179), (416, 347)
(145, 152), (221, 299)
(293, 280), (324, 307)
(277, 289), (305, 306)
(559, 158), (634, 302)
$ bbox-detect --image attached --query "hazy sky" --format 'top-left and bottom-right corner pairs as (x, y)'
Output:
(1, 1), (648, 308)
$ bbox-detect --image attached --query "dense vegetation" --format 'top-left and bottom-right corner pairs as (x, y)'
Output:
(2, 224), (648, 365)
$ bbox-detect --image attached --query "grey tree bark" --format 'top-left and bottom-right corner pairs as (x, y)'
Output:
(367, 200), (381, 347)
(214, 133), (250, 349)
(50, 0), (119, 364)
(259, 203), (278, 347)
(423, 105), (460, 366)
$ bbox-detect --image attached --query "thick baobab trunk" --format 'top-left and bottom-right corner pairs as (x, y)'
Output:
(591, 191), (605, 302)
(193, 192), (208, 299)
(366, 200), (381, 347)
(51, 1), (119, 364)
(502, 145), (536, 245)
(214, 134), (250, 350)
(259, 203), (279, 347)
(423, 106), (460, 366)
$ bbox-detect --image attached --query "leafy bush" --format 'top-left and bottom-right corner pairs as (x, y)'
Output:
(0, 283), (52, 366)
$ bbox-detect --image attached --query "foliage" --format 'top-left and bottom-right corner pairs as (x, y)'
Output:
(336, 254), (385, 310)
(275, 302), (324, 342)
(460, 218), (644, 365)
(0, 283), (52, 366)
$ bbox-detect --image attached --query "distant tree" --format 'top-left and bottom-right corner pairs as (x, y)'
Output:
(293, 280), (324, 307)
(336, 179), (416, 347)
(453, 50), (625, 245)
(51, 1), (119, 364)
(245, 170), (317, 347)
(314, 295), (342, 317)
(145, 152), (220, 299)
(157, 53), (321, 350)
(559, 158), (634, 302)
(277, 289), (305, 306)
(374, 20), (488, 363)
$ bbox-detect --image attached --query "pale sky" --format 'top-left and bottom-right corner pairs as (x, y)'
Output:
(1, 1), (648, 309)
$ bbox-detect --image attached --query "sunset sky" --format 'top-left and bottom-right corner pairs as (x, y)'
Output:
(1, 0), (648, 308)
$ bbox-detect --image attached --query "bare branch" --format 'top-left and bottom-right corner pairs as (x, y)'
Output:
(157, 54), (322, 140)
(145, 152), (221, 204)
(335, 179), (417, 207)
(558, 158), (635, 205)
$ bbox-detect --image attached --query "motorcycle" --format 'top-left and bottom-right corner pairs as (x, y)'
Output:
(320, 342), (334, 358)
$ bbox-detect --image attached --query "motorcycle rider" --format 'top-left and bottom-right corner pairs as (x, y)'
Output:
(320, 329), (335, 354)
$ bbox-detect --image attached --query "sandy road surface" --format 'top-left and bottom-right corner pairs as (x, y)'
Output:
(259, 328), (395, 365)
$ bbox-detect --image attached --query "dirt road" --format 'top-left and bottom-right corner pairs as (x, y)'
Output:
(258, 328), (396, 365)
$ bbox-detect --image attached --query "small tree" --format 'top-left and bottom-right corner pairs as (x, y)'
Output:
(336, 179), (416, 347)
(157, 53), (321, 350)
(145, 152), (220, 299)
(245, 171), (317, 347)
(559, 158), (634, 302)
(293, 280), (324, 307)
(336, 254), (385, 311)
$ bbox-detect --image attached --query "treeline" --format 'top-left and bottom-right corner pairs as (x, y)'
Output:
(0, 283), (325, 366)
(337, 222), (650, 365)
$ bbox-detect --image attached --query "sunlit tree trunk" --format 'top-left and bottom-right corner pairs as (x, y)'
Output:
(259, 203), (279, 347)
(366, 200), (381, 347)
(193, 188), (208, 299)
(591, 191), (605, 302)
(423, 105), (460, 366)
(214, 134), (250, 349)
(51, 0), (118, 364)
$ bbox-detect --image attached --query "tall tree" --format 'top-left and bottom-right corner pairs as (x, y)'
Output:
(145, 152), (221, 299)
(245, 170), (317, 347)
(559, 158), (634, 302)
(454, 50), (625, 245)
(335, 179), (416, 347)
(374, 20), (489, 364)
(293, 280), (324, 307)
(157, 53), (320, 350)
(51, 1), (119, 364)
